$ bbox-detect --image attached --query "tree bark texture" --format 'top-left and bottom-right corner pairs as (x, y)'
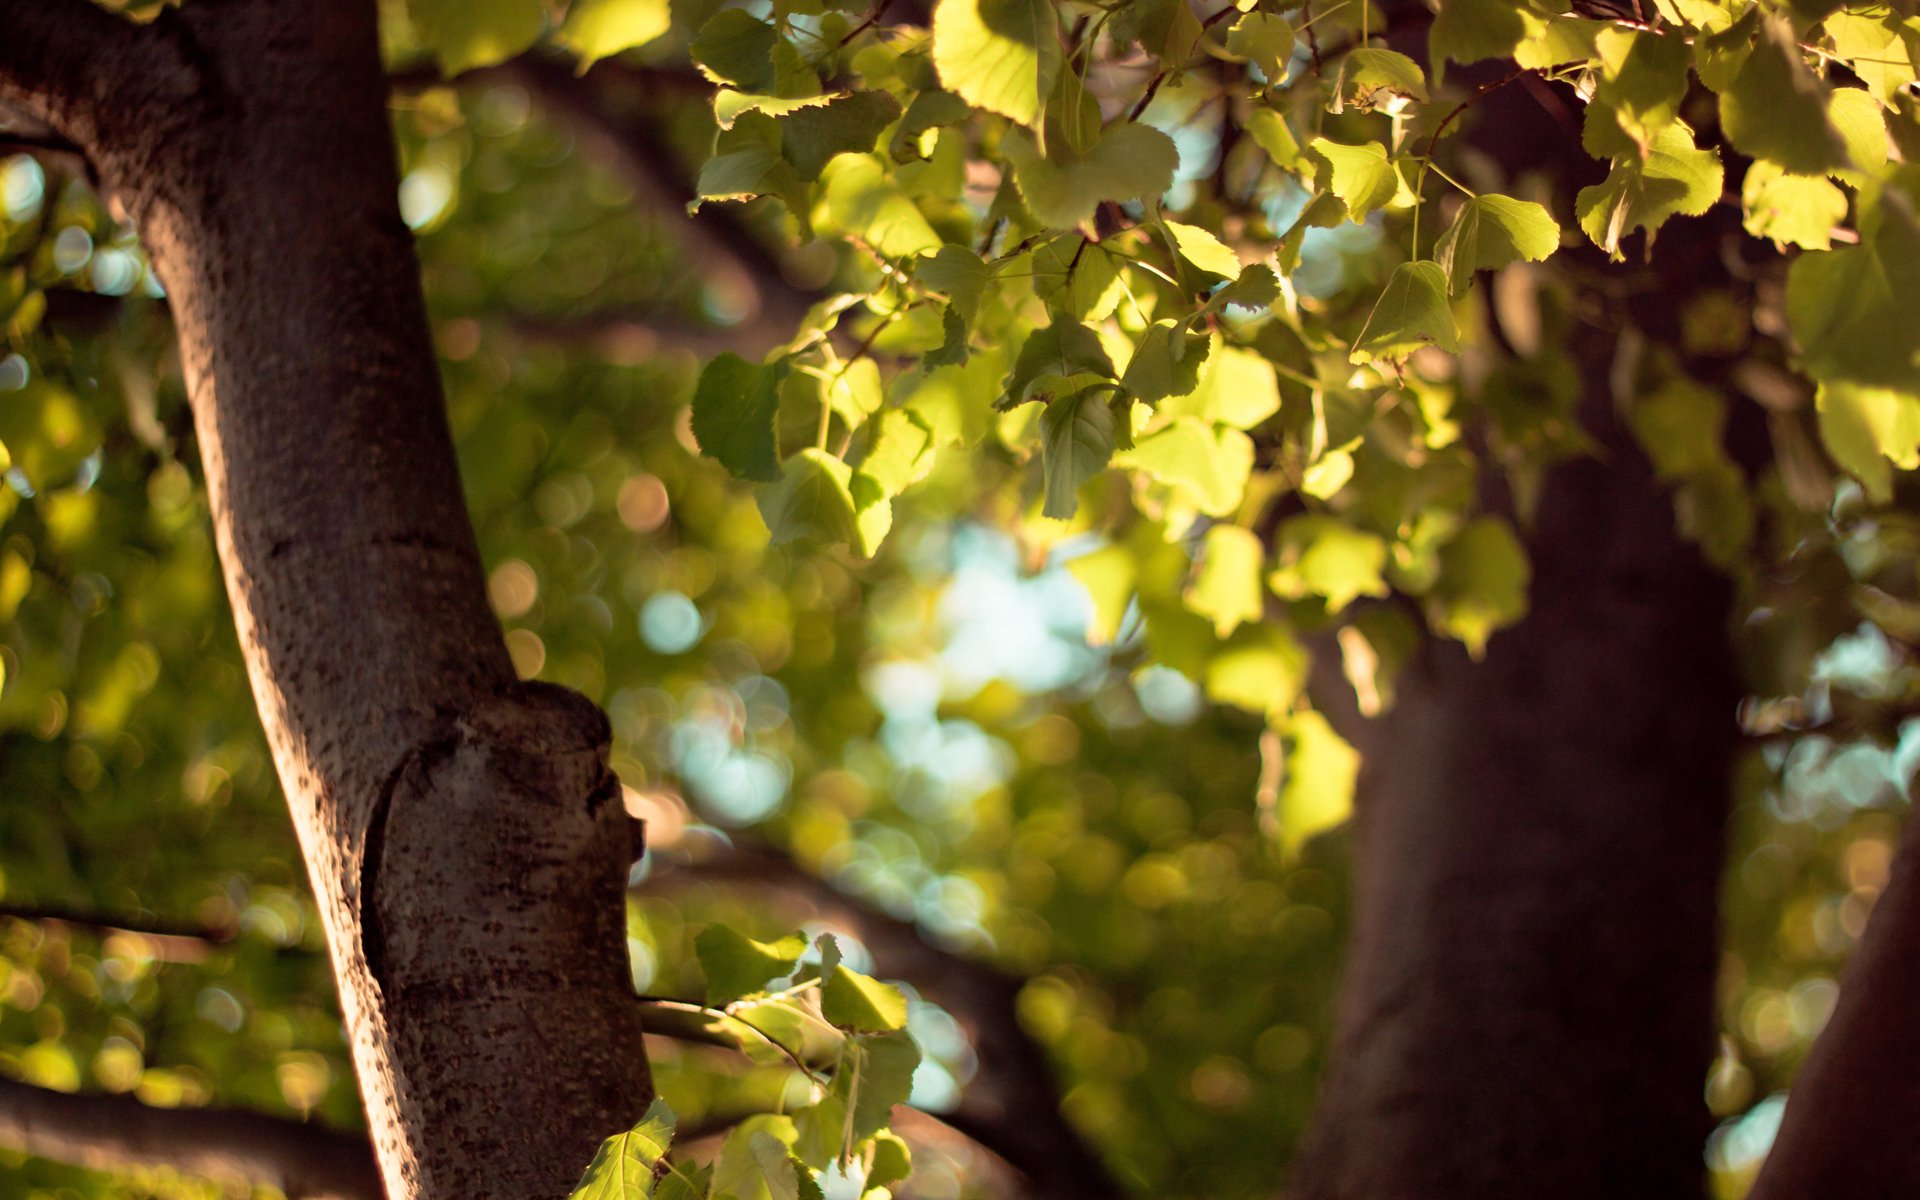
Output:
(1290, 406), (1741, 1197)
(1, 3), (652, 1196)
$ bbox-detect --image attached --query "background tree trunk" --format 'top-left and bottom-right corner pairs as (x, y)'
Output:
(1291, 399), (1741, 1198)
(2, 3), (652, 1196)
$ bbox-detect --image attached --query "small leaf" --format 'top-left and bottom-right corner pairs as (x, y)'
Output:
(569, 1098), (678, 1200)
(1433, 194), (1560, 294)
(1163, 220), (1242, 279)
(557, 0), (673, 69)
(1741, 162), (1846, 251)
(1340, 48), (1428, 109)
(1066, 544), (1137, 645)
(1007, 322), (1115, 403)
(1591, 26), (1690, 152)
(1429, 516), (1529, 658)
(1350, 261), (1459, 365)
(821, 966), (910, 1031)
(1187, 524), (1266, 637)
(1266, 515), (1390, 611)
(1429, 0), (1527, 82)
(782, 92), (904, 180)
(1114, 417), (1254, 516)
(692, 11), (783, 91)
(865, 1133), (913, 1196)
(1204, 624), (1308, 718)
(1120, 320), (1211, 404)
(1211, 263), (1280, 311)
(697, 926), (809, 1005)
(1276, 710), (1358, 858)
(818, 155), (942, 257)
(692, 354), (787, 483)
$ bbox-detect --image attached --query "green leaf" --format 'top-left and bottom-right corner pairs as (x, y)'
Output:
(1041, 388), (1117, 518)
(1511, 11), (1605, 70)
(931, 0), (1063, 127)
(692, 353), (787, 483)
(1111, 0), (1203, 68)
(759, 449), (861, 546)
(1429, 516), (1529, 658)
(1120, 320), (1211, 404)
(1245, 108), (1305, 172)
(697, 926), (809, 1005)
(569, 1098), (678, 1200)
(917, 245), (992, 320)
(864, 1132), (912, 1196)
(1433, 194), (1560, 294)
(1226, 12), (1295, 81)
(782, 92), (904, 180)
(1066, 544), (1137, 645)
(557, 0), (673, 69)
(1003, 123), (1180, 230)
(1628, 379), (1730, 481)
(1741, 162), (1846, 251)
(1816, 382), (1920, 503)
(890, 89), (973, 162)
(1307, 138), (1400, 222)
(1429, 0), (1527, 82)
(693, 11), (783, 91)
(818, 155), (942, 257)
(856, 409), (937, 495)
(408, 0), (545, 73)
(1591, 26), (1690, 152)
(1720, 13), (1847, 176)
(1163, 220), (1242, 279)
(1187, 525), (1266, 637)
(1204, 624), (1308, 718)
(1266, 516), (1390, 611)
(1211, 264), (1280, 312)
(1787, 183), (1920, 392)
(1574, 123), (1722, 260)
(713, 1123), (804, 1200)
(1276, 710), (1358, 857)
(1340, 48), (1429, 109)
(1007, 322), (1116, 403)
(1163, 342), (1280, 429)
(1114, 417), (1254, 516)
(1828, 86), (1890, 183)
(821, 965), (910, 1031)
(1031, 238), (1125, 321)
(1350, 262), (1459, 365)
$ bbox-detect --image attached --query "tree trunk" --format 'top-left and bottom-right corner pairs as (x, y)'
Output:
(1, 3), (652, 1196)
(1291, 410), (1741, 1197)
(1746, 814), (1920, 1197)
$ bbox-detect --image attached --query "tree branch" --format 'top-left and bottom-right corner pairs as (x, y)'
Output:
(0, 0), (155, 149)
(640, 841), (1127, 1200)
(0, 1076), (382, 1200)
(0, 902), (238, 965)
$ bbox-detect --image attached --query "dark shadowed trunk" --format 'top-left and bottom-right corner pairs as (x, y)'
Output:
(0, 3), (651, 1196)
(1291, 397), (1741, 1198)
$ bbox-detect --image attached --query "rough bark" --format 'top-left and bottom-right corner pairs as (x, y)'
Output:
(1291, 407), (1741, 1197)
(0, 3), (651, 1196)
(0, 1077), (380, 1200)
(1746, 812), (1920, 1197)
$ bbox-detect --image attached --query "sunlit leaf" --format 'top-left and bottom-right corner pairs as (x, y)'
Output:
(931, 0), (1062, 127)
(569, 1098), (677, 1200)
(1350, 262), (1459, 365)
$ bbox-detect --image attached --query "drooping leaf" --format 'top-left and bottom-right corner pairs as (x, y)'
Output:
(1350, 262), (1459, 365)
(692, 354), (787, 483)
(1007, 321), (1116, 403)
(1433, 194), (1560, 294)
(1041, 387), (1117, 518)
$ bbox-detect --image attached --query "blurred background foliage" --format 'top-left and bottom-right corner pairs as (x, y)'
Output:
(0, 11), (1917, 1199)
